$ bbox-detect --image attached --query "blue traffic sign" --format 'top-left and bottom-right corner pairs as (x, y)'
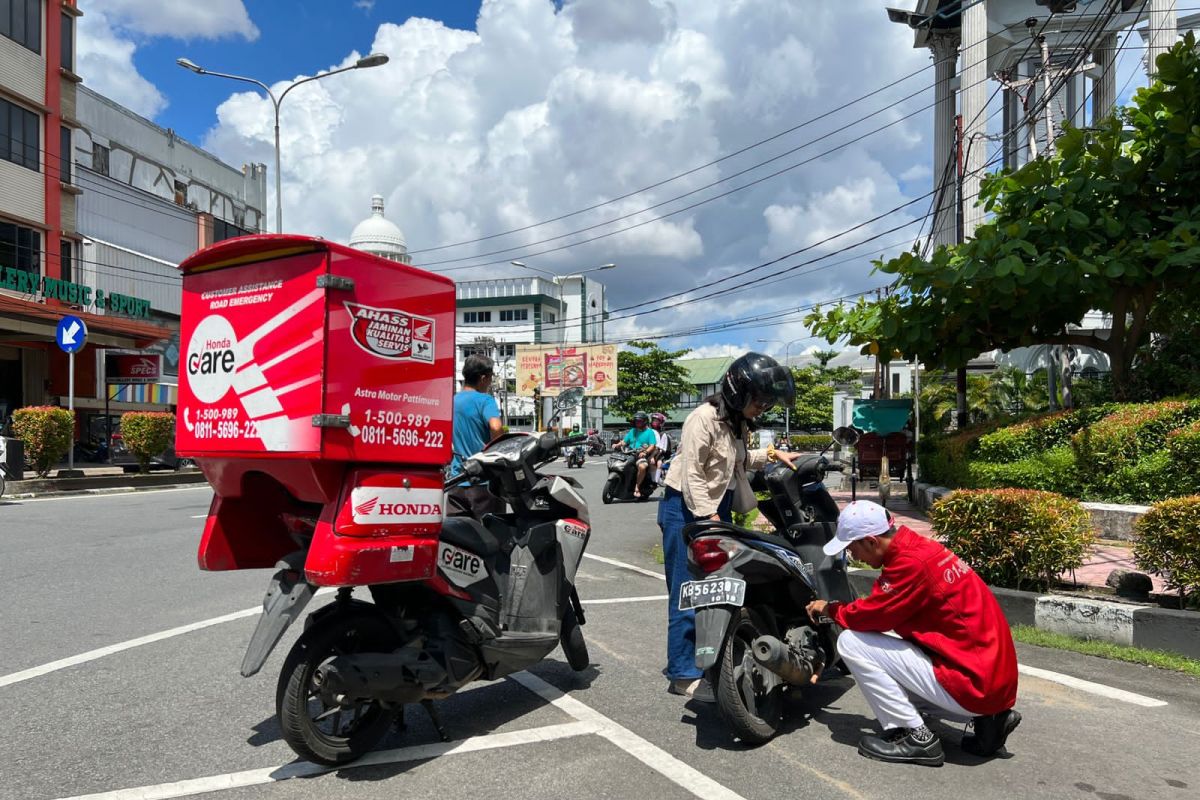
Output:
(56, 315), (88, 354)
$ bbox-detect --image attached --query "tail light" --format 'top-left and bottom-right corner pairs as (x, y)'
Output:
(689, 537), (739, 573)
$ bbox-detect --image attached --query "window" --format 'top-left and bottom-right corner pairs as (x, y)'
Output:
(59, 239), (72, 284)
(61, 12), (73, 71)
(92, 143), (110, 176)
(463, 311), (491, 323)
(892, 373), (901, 396)
(0, 221), (42, 275)
(1, 0), (41, 53)
(213, 218), (252, 243)
(59, 126), (71, 183)
(0, 98), (40, 172)
(496, 343), (516, 358)
(460, 344), (489, 358)
(499, 308), (528, 322)
(547, 312), (556, 323)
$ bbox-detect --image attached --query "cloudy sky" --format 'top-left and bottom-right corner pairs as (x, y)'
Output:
(77, 0), (1151, 360)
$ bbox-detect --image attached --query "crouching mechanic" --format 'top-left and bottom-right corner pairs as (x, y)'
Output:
(806, 501), (1020, 767)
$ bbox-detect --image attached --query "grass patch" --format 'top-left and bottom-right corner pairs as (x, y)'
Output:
(650, 544), (665, 565)
(1012, 624), (1200, 678)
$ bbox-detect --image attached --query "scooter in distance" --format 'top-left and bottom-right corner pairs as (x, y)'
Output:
(683, 427), (860, 744)
(601, 447), (657, 504)
(565, 443), (587, 469)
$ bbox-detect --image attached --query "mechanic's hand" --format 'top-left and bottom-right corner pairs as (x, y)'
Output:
(806, 599), (829, 623)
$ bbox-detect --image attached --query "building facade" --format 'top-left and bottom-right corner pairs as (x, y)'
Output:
(0, 1), (266, 443)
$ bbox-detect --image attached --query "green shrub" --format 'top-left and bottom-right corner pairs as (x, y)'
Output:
(968, 445), (1076, 494)
(1164, 420), (1200, 497)
(929, 488), (1095, 591)
(1072, 400), (1200, 498)
(974, 405), (1121, 464)
(1134, 496), (1200, 608)
(11, 406), (75, 477)
(120, 412), (175, 473)
(788, 434), (829, 452)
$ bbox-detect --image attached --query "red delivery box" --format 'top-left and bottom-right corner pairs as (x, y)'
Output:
(176, 235), (455, 465)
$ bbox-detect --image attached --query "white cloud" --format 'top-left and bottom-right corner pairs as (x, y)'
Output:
(93, 0), (258, 41)
(355, 0), (376, 11)
(77, 9), (167, 118)
(84, 0), (940, 350)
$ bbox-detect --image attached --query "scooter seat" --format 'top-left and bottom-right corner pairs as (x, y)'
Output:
(682, 518), (784, 545)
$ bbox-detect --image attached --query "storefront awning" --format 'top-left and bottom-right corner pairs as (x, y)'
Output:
(0, 295), (174, 346)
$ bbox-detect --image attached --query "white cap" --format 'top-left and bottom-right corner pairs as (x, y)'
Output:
(823, 500), (893, 556)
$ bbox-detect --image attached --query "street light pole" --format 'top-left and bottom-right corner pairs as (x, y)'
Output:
(177, 53), (389, 233)
(757, 337), (806, 443)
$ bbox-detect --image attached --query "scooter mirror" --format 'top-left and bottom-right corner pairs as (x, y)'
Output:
(832, 426), (861, 447)
(556, 387), (584, 411)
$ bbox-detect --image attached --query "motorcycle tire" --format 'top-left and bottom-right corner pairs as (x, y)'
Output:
(560, 605), (590, 671)
(277, 611), (401, 766)
(715, 607), (783, 745)
(602, 475), (618, 505)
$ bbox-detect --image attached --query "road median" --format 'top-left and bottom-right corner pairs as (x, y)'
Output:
(3, 470), (209, 499)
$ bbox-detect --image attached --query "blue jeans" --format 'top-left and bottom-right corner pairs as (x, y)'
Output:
(658, 486), (733, 680)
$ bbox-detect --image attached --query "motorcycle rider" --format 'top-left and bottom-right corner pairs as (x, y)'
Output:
(649, 412), (672, 483)
(616, 411), (658, 498)
(658, 353), (800, 701)
(806, 500), (1020, 767)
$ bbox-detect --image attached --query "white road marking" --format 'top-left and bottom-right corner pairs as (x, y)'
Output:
(512, 671), (746, 800)
(585, 595), (669, 604)
(189, 515), (207, 519)
(53, 721), (594, 800)
(582, 552), (664, 581)
(8, 486), (211, 503)
(1018, 664), (1168, 707)
(0, 607), (260, 689)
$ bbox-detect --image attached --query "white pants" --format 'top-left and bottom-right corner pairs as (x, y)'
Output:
(837, 630), (974, 731)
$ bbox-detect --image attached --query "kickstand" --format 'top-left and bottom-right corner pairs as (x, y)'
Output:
(422, 699), (449, 742)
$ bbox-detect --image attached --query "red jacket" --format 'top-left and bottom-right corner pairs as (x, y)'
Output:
(829, 526), (1018, 715)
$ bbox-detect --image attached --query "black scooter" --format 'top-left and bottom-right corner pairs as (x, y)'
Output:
(683, 427), (859, 744)
(601, 448), (657, 503)
(565, 444), (587, 469)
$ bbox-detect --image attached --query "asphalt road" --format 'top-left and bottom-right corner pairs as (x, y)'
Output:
(2, 461), (1198, 800)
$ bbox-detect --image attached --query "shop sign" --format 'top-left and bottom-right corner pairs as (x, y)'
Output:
(106, 352), (163, 385)
(0, 265), (154, 319)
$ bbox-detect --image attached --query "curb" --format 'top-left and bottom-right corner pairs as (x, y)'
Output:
(847, 569), (1200, 660)
(913, 481), (1149, 542)
(2, 471), (209, 499)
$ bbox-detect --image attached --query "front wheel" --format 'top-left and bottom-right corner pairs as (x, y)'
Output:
(715, 608), (783, 745)
(602, 475), (618, 504)
(277, 612), (401, 765)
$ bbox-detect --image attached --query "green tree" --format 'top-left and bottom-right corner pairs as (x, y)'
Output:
(806, 37), (1200, 398)
(813, 349), (841, 369)
(610, 340), (693, 419)
(789, 367), (835, 431)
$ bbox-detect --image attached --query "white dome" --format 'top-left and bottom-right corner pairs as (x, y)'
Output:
(349, 194), (409, 262)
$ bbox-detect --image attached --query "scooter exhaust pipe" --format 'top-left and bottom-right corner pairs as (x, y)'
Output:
(316, 650), (448, 704)
(751, 635), (817, 686)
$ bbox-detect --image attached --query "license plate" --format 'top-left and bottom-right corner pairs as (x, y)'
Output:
(679, 577), (746, 610)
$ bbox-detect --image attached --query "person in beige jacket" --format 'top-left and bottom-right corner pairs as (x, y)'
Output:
(657, 352), (799, 701)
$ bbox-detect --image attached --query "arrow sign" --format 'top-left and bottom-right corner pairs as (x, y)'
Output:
(56, 315), (88, 354)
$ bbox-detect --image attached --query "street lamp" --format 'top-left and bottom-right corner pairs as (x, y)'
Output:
(176, 53), (390, 234)
(757, 337), (808, 442)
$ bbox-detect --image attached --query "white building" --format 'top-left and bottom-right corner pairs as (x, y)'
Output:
(348, 194), (408, 262)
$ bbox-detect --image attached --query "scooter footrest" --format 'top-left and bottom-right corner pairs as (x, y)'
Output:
(459, 616), (496, 645)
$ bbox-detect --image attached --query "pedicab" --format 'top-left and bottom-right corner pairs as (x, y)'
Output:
(847, 398), (914, 508)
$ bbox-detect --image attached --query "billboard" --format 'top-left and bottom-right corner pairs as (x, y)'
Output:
(105, 352), (163, 385)
(515, 344), (617, 396)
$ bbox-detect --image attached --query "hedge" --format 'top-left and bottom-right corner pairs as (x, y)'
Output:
(1072, 400), (1200, 499)
(974, 404), (1121, 464)
(967, 445), (1076, 495)
(1134, 496), (1200, 608)
(12, 406), (75, 477)
(120, 412), (175, 473)
(788, 434), (830, 452)
(930, 488), (1095, 591)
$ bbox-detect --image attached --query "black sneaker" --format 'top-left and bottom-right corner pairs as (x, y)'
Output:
(962, 709), (1021, 757)
(858, 727), (945, 767)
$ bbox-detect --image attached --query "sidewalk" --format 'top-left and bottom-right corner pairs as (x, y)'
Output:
(826, 489), (1167, 594)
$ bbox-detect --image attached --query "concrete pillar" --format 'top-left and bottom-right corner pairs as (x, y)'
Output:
(959, 0), (988, 237)
(1147, 0), (1177, 78)
(930, 32), (961, 251)
(1092, 33), (1118, 123)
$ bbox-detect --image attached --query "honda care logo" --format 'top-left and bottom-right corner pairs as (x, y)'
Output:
(350, 486), (444, 525)
(344, 302), (434, 363)
(185, 315), (239, 403)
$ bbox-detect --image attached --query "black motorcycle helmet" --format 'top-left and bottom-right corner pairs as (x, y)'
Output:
(632, 411), (649, 427)
(720, 352), (795, 413)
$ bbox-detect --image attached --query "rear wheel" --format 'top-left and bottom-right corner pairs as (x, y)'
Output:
(277, 612), (400, 765)
(716, 608), (783, 745)
(602, 475), (618, 504)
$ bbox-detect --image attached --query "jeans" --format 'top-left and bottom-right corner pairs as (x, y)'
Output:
(657, 486), (733, 680)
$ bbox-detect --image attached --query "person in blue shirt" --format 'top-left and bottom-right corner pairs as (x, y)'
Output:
(448, 354), (504, 517)
(617, 411), (658, 497)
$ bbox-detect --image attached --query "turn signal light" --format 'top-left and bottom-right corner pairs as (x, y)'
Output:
(690, 537), (737, 573)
